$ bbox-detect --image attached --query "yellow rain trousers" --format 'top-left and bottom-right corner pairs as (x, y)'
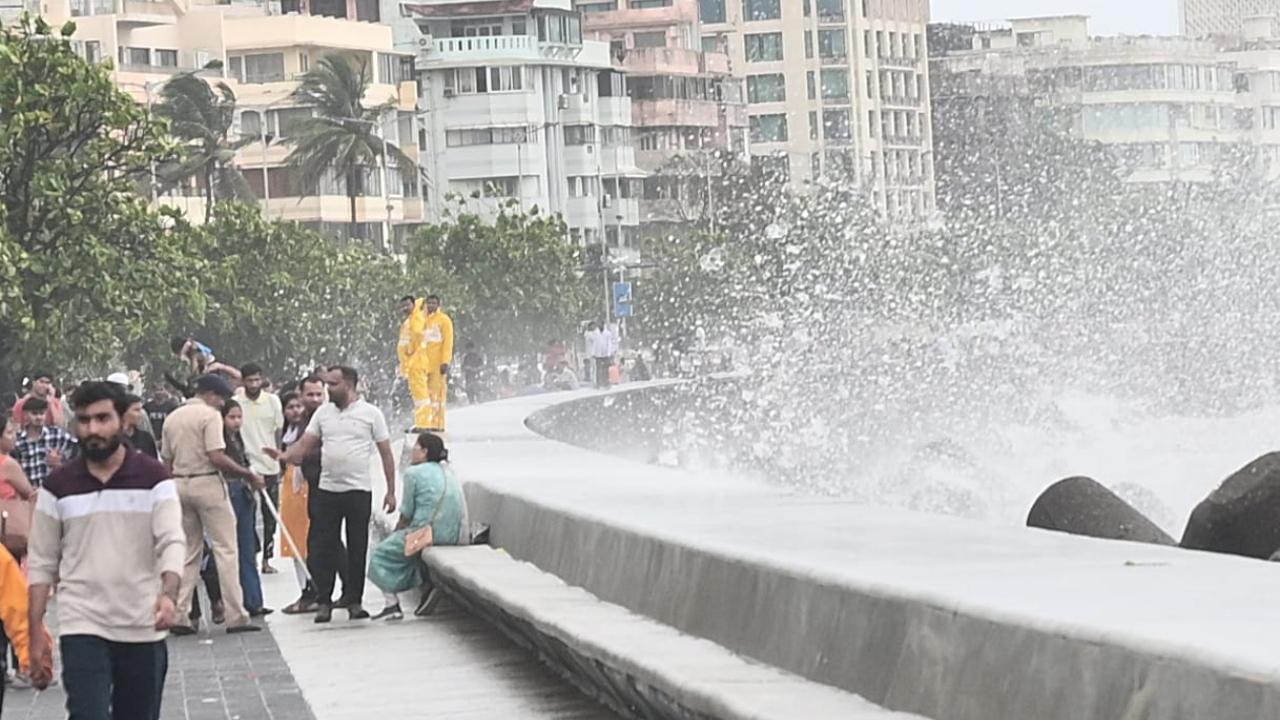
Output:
(398, 299), (432, 429)
(421, 309), (454, 431)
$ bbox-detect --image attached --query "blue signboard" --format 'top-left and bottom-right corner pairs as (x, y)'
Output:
(613, 281), (634, 318)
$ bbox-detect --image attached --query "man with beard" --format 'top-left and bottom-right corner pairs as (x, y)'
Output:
(268, 367), (395, 623)
(235, 364), (284, 575)
(281, 376), (349, 614)
(161, 375), (263, 636)
(26, 381), (183, 716)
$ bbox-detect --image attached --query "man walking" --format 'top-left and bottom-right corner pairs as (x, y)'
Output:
(268, 367), (396, 623)
(13, 396), (76, 488)
(422, 294), (454, 431)
(27, 381), (184, 717)
(12, 371), (65, 429)
(161, 375), (263, 636)
(584, 322), (615, 389)
(397, 295), (430, 432)
(236, 364), (284, 575)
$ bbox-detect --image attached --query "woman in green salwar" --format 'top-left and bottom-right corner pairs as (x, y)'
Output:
(368, 432), (467, 619)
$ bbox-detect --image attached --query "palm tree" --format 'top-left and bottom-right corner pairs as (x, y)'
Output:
(284, 53), (417, 242)
(153, 73), (254, 222)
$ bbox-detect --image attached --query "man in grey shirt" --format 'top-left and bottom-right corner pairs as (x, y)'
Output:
(268, 366), (396, 623)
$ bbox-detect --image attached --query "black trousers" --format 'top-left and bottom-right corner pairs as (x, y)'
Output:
(309, 488), (370, 606)
(594, 357), (612, 388)
(259, 474), (280, 560)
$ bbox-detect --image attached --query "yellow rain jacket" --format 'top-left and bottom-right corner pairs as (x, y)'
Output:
(422, 309), (455, 372)
(397, 298), (427, 378)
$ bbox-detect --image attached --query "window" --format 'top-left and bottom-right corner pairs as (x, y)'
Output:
(299, 52), (310, 73)
(242, 53), (285, 83)
(820, 69), (849, 101)
(568, 176), (598, 197)
(630, 0), (672, 7)
(579, 1), (618, 11)
(815, 0), (843, 20)
(84, 40), (101, 64)
(818, 29), (846, 59)
(601, 126), (631, 147)
(537, 11), (583, 44)
(154, 49), (178, 67)
(809, 111), (818, 139)
(823, 109), (852, 140)
(702, 35), (721, 52)
(743, 0), (780, 20)
(446, 126), (531, 147)
(378, 53), (395, 84)
(747, 74), (786, 103)
(274, 108), (314, 139)
(483, 177), (521, 197)
(634, 31), (667, 48)
(807, 71), (816, 100)
(745, 33), (783, 62)
(121, 47), (150, 67)
(240, 111), (262, 139)
(699, 0), (725, 23)
(805, 31), (813, 59)
(445, 66), (526, 94)
(564, 124), (596, 145)
(749, 113), (788, 142)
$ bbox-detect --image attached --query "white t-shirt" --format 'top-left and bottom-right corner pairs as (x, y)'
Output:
(304, 399), (390, 493)
(585, 330), (613, 358)
(236, 390), (284, 475)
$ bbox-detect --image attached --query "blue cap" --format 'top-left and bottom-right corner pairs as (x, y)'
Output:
(193, 374), (234, 398)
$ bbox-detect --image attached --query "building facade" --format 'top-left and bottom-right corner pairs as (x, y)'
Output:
(698, 0), (936, 219)
(401, 0), (643, 260)
(933, 15), (1243, 183)
(577, 0), (747, 232)
(25, 0), (423, 245)
(1181, 0), (1280, 38)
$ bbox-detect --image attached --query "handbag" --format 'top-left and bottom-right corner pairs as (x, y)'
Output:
(0, 498), (33, 556)
(403, 479), (451, 557)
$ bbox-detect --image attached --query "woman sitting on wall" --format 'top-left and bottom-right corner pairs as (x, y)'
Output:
(368, 432), (467, 619)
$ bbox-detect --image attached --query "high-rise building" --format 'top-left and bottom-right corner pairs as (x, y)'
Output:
(1181, 0), (1280, 38)
(576, 0), (748, 233)
(33, 0), (423, 246)
(698, 0), (936, 220)
(398, 0), (643, 260)
(933, 15), (1244, 184)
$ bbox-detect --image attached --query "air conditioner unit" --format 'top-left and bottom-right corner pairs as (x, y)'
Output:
(443, 87), (455, 98)
(417, 36), (431, 47)
(557, 94), (570, 109)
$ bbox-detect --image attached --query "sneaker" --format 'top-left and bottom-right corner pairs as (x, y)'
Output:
(9, 672), (31, 690)
(227, 623), (262, 634)
(314, 604), (333, 624)
(346, 604), (371, 620)
(371, 604), (403, 621)
(414, 588), (442, 617)
(169, 625), (197, 637)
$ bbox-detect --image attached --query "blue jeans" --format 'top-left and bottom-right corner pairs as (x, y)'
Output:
(229, 482), (265, 612)
(61, 635), (167, 720)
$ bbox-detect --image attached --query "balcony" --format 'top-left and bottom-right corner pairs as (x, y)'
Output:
(616, 47), (731, 77)
(224, 14), (396, 53)
(880, 94), (923, 108)
(634, 98), (724, 128)
(881, 55), (919, 69)
(420, 34), (613, 69)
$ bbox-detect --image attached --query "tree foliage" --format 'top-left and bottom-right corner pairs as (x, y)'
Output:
(407, 201), (594, 357)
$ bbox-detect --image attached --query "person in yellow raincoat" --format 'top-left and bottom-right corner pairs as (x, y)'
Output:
(397, 296), (432, 431)
(421, 294), (454, 431)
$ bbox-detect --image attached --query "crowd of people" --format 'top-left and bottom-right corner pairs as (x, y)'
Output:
(0, 348), (469, 717)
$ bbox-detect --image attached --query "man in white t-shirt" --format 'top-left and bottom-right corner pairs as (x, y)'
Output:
(267, 366), (396, 623)
(235, 363), (284, 574)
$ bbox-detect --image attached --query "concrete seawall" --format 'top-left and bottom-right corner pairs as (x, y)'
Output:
(449, 386), (1280, 720)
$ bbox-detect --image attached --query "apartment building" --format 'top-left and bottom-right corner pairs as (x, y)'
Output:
(28, 0), (422, 244)
(399, 0), (643, 260)
(1181, 0), (1280, 38)
(933, 15), (1243, 183)
(576, 0), (747, 231)
(698, 0), (936, 219)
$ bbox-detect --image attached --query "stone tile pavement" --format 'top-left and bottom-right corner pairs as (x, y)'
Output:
(2, 624), (312, 720)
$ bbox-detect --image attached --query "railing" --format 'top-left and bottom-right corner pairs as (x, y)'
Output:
(880, 94), (922, 107)
(424, 34), (536, 57)
(881, 55), (919, 69)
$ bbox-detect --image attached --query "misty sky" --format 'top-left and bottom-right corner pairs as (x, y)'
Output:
(931, 0), (1179, 36)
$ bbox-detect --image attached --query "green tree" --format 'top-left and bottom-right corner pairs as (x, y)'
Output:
(171, 203), (407, 379)
(153, 72), (254, 222)
(285, 54), (416, 241)
(0, 16), (203, 383)
(407, 201), (593, 357)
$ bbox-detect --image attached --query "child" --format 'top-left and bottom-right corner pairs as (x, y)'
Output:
(0, 543), (52, 709)
(171, 336), (241, 381)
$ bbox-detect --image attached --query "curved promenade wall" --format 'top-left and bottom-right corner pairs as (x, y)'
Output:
(448, 385), (1280, 720)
